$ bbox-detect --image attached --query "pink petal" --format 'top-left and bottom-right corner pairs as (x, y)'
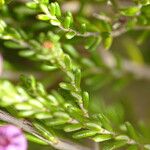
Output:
(0, 125), (27, 150)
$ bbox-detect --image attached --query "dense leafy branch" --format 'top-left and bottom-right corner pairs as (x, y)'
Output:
(0, 0), (150, 150)
(0, 23), (149, 149)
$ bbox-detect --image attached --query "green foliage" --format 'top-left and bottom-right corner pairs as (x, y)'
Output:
(0, 0), (150, 149)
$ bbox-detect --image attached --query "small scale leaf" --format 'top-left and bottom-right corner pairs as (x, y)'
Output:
(28, 99), (44, 109)
(82, 91), (89, 109)
(33, 123), (57, 143)
(59, 82), (75, 91)
(104, 140), (127, 150)
(64, 16), (71, 29)
(26, 134), (47, 145)
(115, 135), (129, 141)
(73, 130), (97, 139)
(98, 114), (113, 131)
(41, 64), (57, 71)
(103, 34), (113, 50)
(4, 41), (25, 49)
(55, 2), (61, 17)
(85, 122), (102, 131)
(35, 113), (52, 119)
(19, 50), (35, 57)
(15, 103), (32, 110)
(64, 123), (82, 132)
(37, 14), (50, 21)
(47, 95), (58, 106)
(93, 134), (112, 142)
(66, 31), (76, 39)
(46, 118), (69, 126)
(50, 19), (61, 26)
(18, 110), (35, 117)
(26, 2), (38, 9)
(75, 69), (81, 88)
(48, 3), (56, 16)
(64, 55), (72, 70)
(125, 122), (138, 140)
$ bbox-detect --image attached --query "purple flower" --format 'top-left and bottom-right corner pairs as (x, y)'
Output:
(0, 53), (3, 76)
(0, 125), (27, 150)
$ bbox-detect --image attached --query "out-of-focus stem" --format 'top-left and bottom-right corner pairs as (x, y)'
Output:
(0, 110), (90, 150)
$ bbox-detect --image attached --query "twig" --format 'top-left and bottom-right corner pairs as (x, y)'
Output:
(0, 110), (90, 150)
(112, 26), (150, 37)
(99, 48), (150, 80)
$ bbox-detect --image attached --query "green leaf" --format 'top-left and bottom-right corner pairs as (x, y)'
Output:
(48, 3), (56, 16)
(40, 64), (57, 71)
(65, 104), (84, 122)
(37, 83), (46, 96)
(64, 16), (71, 29)
(121, 7), (140, 16)
(40, 0), (49, 4)
(125, 122), (138, 140)
(85, 122), (102, 131)
(59, 82), (75, 91)
(52, 91), (64, 103)
(28, 99), (44, 109)
(65, 31), (76, 39)
(63, 44), (79, 58)
(93, 134), (112, 142)
(115, 135), (129, 141)
(50, 19), (61, 26)
(82, 91), (89, 109)
(103, 34), (113, 50)
(98, 114), (113, 131)
(75, 69), (81, 88)
(64, 123), (82, 132)
(64, 55), (72, 70)
(33, 123), (57, 143)
(46, 118), (69, 126)
(4, 41), (25, 49)
(47, 95), (58, 106)
(55, 2), (61, 17)
(35, 113), (52, 119)
(18, 110), (35, 117)
(104, 140), (127, 150)
(19, 50), (35, 57)
(26, 133), (47, 145)
(71, 91), (82, 101)
(26, 2), (38, 9)
(15, 103), (32, 110)
(37, 14), (50, 21)
(73, 130), (97, 139)
(66, 11), (73, 23)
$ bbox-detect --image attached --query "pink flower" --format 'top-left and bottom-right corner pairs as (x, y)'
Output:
(0, 125), (27, 150)
(0, 53), (3, 76)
